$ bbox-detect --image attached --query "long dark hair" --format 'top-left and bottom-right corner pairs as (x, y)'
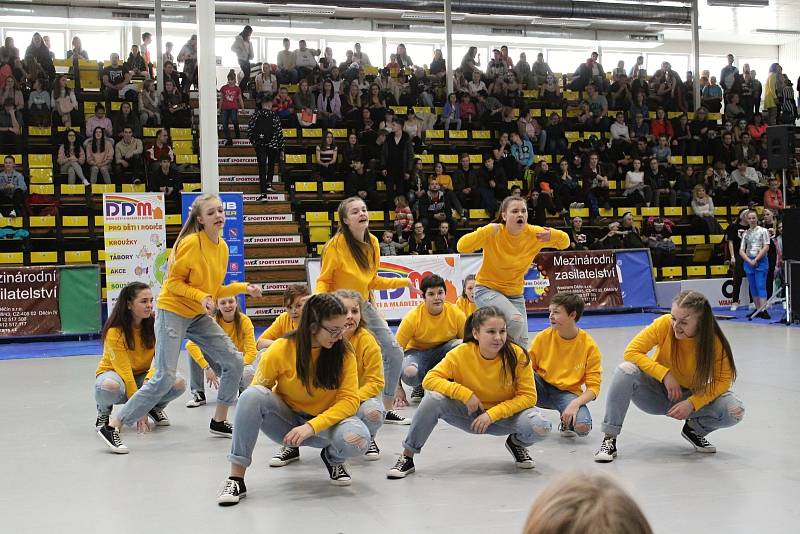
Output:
(91, 126), (105, 154)
(102, 282), (155, 351)
(671, 290), (736, 394)
(463, 306), (528, 384)
(287, 293), (348, 393)
(63, 129), (81, 159)
(325, 197), (374, 271)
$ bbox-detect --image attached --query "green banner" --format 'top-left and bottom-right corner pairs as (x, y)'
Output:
(59, 266), (102, 334)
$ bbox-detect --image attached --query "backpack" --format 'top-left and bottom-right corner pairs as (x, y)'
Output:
(26, 194), (60, 217)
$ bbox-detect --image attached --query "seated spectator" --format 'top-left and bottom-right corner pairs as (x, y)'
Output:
(85, 103), (113, 141)
(27, 77), (51, 127)
(433, 221), (455, 253)
(149, 154), (182, 202)
(609, 112), (631, 150)
(650, 134), (672, 166)
(138, 79), (161, 127)
(161, 60), (182, 89)
(467, 70), (487, 98)
(161, 79), (191, 128)
(510, 131), (534, 175)
(452, 153), (480, 211)
(0, 77), (23, 113)
(644, 156), (673, 206)
(458, 92), (477, 129)
(460, 47), (481, 77)
(124, 44), (149, 79)
(272, 86), (295, 123)
(293, 40), (320, 80)
(477, 156), (508, 217)
(628, 91), (649, 124)
(316, 79), (341, 128)
(87, 126), (114, 184)
(145, 128), (175, 175)
(592, 221), (625, 249)
(380, 229), (402, 256)
(57, 129), (88, 185)
(0, 155), (26, 218)
(315, 131), (338, 181)
(672, 166), (694, 207)
(276, 38), (298, 84)
(584, 83), (609, 129)
(623, 158), (652, 207)
(544, 112), (567, 156)
(113, 101), (142, 140)
(649, 107), (673, 142)
(102, 53), (137, 101)
(393, 195), (414, 241)
(396, 273), (465, 401)
(610, 74), (632, 111)
(442, 92), (461, 131)
(619, 211), (646, 248)
(671, 113), (692, 156)
(725, 92), (745, 121)
(66, 36), (89, 61)
(764, 177), (784, 211)
(747, 112), (767, 144)
(518, 109), (546, 153)
(431, 162), (463, 216)
(531, 52), (553, 88)
(293, 78), (316, 125)
(713, 131), (737, 172)
(418, 176), (453, 230)
(254, 63), (277, 101)
(568, 216), (592, 250)
(408, 221), (432, 255)
(581, 152), (610, 220)
(318, 47), (336, 77)
(555, 158), (582, 209)
(340, 132), (363, 171)
(25, 33), (55, 82)
(643, 216), (675, 267)
(344, 156), (377, 208)
(701, 76), (723, 112)
(690, 185), (722, 235)
(735, 132), (760, 168)
(730, 160), (758, 204)
(689, 107), (713, 155)
(114, 126), (144, 183)
(0, 98), (23, 151)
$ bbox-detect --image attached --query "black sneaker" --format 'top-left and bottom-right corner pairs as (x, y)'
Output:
(148, 408), (170, 426)
(364, 439), (381, 461)
(386, 454), (415, 479)
(384, 410), (411, 425)
(269, 446), (300, 467)
(97, 424), (129, 454)
(217, 477), (247, 506)
(186, 391), (206, 408)
(210, 419), (233, 438)
(681, 422), (716, 453)
(594, 436), (618, 462)
(757, 310), (771, 320)
(410, 385), (425, 404)
(265, 186), (277, 193)
(505, 435), (535, 469)
(256, 194), (269, 203)
(320, 448), (351, 486)
(95, 412), (110, 428)
(558, 422), (577, 438)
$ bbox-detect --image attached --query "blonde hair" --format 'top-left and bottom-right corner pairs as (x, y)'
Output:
(523, 471), (653, 534)
(171, 193), (221, 264)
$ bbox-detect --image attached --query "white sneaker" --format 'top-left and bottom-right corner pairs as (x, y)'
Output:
(8, 210), (15, 218)
(730, 303), (738, 312)
(748, 303), (756, 311)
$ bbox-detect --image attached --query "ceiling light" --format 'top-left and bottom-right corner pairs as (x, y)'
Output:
(267, 5), (336, 16)
(706, 0), (769, 6)
(400, 11), (466, 22)
(754, 28), (800, 35)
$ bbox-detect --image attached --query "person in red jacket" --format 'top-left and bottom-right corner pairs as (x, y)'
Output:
(145, 128), (175, 175)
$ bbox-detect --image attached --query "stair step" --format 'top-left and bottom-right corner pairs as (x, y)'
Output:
(245, 244), (307, 258)
(246, 268), (306, 283)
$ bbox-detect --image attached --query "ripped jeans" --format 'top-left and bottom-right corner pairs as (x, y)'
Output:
(357, 396), (386, 438)
(473, 285), (529, 347)
(228, 386), (370, 466)
(94, 370), (185, 416)
(601, 362), (745, 437)
(401, 339), (462, 387)
(361, 301), (404, 403)
(115, 309), (244, 426)
(534, 373), (592, 435)
(401, 391), (551, 454)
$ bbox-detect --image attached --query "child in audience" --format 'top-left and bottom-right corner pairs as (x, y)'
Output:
(528, 293), (602, 437)
(256, 284), (310, 350)
(455, 274), (477, 317)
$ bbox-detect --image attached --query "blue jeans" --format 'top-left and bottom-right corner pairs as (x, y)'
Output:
(115, 309), (244, 425)
(401, 392), (551, 454)
(276, 68), (298, 84)
(473, 284), (529, 347)
(228, 386), (370, 466)
(362, 301), (403, 403)
(743, 255), (769, 299)
(401, 339), (461, 388)
(534, 373), (592, 435)
(222, 109), (240, 141)
(357, 397), (386, 438)
(189, 356), (255, 394)
(94, 371), (185, 416)
(601, 362), (745, 437)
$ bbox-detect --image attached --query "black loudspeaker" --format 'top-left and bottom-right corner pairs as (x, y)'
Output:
(767, 124), (795, 169)
(784, 209), (800, 261)
(790, 262), (800, 322)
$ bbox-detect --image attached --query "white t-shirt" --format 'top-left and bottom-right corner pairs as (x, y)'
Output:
(625, 171), (644, 188)
(741, 226), (770, 258)
(294, 49), (318, 68)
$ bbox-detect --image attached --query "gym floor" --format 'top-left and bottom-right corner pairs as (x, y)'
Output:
(1, 313), (797, 533)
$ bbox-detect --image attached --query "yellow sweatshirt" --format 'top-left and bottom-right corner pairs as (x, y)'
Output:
(348, 327), (385, 402)
(252, 336), (359, 433)
(625, 314), (733, 410)
(529, 327), (602, 397)
(435, 173), (453, 191)
(257, 311), (296, 343)
(158, 231), (249, 318)
(186, 313), (257, 368)
(395, 302), (466, 351)
(423, 342), (536, 422)
(315, 232), (408, 300)
(455, 296), (477, 318)
(95, 326), (155, 398)
(457, 223), (570, 295)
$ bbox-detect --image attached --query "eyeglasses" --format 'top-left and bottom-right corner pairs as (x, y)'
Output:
(319, 324), (345, 338)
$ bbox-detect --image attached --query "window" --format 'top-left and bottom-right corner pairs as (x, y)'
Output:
(547, 49), (591, 75)
(74, 31), (122, 62)
(739, 57), (774, 82)
(387, 42), (435, 67)
(323, 41), (352, 67)
(508, 48), (541, 67)
(603, 52), (643, 77)
(699, 55), (728, 80)
(5, 30), (66, 59)
(353, 40), (382, 68)
(215, 36), (238, 68)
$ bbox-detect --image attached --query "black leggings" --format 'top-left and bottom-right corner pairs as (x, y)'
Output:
(254, 145), (278, 194)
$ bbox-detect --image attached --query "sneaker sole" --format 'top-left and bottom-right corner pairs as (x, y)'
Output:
(505, 442), (535, 469)
(152, 420), (171, 427)
(217, 492), (246, 506)
(330, 477), (352, 486)
(96, 430), (129, 454)
(364, 452), (381, 461)
(681, 431), (716, 453)
(185, 401), (206, 408)
(268, 456), (299, 467)
(384, 418), (412, 426)
(210, 430), (233, 438)
(387, 467), (415, 479)
(560, 430), (578, 438)
(593, 452), (617, 463)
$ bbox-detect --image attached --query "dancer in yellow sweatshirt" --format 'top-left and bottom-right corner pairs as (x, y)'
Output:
(256, 284), (310, 350)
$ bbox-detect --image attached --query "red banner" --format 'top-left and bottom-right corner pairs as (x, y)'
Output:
(0, 267), (61, 336)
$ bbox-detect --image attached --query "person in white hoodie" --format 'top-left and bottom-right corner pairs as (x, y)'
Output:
(231, 26), (254, 92)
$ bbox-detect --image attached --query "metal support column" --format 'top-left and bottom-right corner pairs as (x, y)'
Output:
(691, 0), (701, 110)
(196, 0), (219, 193)
(155, 0), (164, 89)
(444, 0), (454, 95)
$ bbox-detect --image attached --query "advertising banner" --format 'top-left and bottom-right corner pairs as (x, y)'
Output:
(182, 192), (245, 309)
(0, 265), (101, 339)
(103, 193), (167, 313)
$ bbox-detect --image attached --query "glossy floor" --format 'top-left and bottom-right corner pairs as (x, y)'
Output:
(1, 320), (797, 533)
